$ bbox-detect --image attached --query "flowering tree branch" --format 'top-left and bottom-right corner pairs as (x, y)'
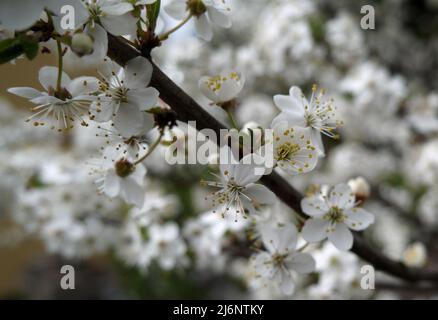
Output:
(106, 33), (438, 285)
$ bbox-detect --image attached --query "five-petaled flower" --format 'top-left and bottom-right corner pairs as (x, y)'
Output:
(90, 56), (159, 137)
(8, 66), (99, 131)
(301, 183), (375, 251)
(251, 223), (315, 295)
(202, 147), (275, 221)
(272, 85), (343, 156)
(263, 121), (318, 175)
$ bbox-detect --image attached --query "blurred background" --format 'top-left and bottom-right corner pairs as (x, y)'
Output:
(1, 0), (438, 299)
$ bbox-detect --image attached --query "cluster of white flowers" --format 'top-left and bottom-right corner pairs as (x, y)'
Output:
(1, 0), (436, 300)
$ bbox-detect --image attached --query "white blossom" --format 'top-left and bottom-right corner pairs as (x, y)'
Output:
(272, 85), (342, 155)
(301, 184), (375, 251)
(8, 67), (99, 131)
(202, 147), (275, 221)
(264, 121), (318, 175)
(91, 56), (159, 137)
(251, 223), (315, 295)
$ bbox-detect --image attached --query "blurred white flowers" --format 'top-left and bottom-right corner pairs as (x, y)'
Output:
(301, 184), (375, 250)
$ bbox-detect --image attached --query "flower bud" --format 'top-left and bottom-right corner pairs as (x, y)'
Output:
(402, 242), (427, 268)
(348, 176), (370, 203)
(71, 33), (94, 57)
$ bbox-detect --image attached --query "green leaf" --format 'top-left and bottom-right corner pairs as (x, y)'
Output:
(18, 35), (39, 60)
(0, 38), (23, 64)
(0, 35), (40, 64)
(146, 0), (161, 31)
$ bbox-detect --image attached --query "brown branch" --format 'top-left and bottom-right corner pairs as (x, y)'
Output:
(106, 34), (438, 284)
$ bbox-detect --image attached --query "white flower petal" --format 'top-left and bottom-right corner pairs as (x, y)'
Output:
(7, 87), (42, 99)
(164, 0), (188, 20)
(67, 76), (99, 97)
(273, 95), (303, 112)
(328, 223), (354, 251)
(301, 197), (328, 217)
(114, 102), (145, 137)
(244, 184), (276, 206)
(285, 252), (315, 274)
(124, 56), (154, 89)
(101, 13), (137, 36)
(102, 2), (133, 16)
(39, 66), (70, 91)
(90, 96), (119, 122)
(120, 178), (145, 207)
(129, 163), (147, 185)
(127, 87), (159, 111)
(311, 129), (325, 157)
(344, 207), (375, 231)
(194, 14), (213, 41)
(302, 218), (329, 243)
(278, 270), (295, 296)
(103, 170), (121, 197)
(207, 6), (231, 28)
(328, 184), (355, 209)
(199, 76), (220, 103)
(252, 252), (275, 278)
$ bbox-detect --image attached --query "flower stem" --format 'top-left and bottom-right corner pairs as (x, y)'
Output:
(226, 109), (239, 130)
(56, 40), (63, 92)
(158, 13), (193, 40)
(134, 130), (164, 165)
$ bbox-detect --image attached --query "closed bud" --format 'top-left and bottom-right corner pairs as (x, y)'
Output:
(71, 33), (94, 57)
(402, 242), (427, 268)
(348, 176), (370, 203)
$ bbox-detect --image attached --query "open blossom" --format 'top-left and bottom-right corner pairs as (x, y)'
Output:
(95, 112), (155, 159)
(199, 71), (245, 106)
(90, 56), (159, 137)
(301, 184), (375, 251)
(272, 85), (342, 155)
(92, 147), (146, 207)
(251, 223), (315, 295)
(202, 148), (275, 221)
(165, 0), (232, 41)
(263, 121), (318, 175)
(8, 66), (99, 131)
(79, 0), (138, 36)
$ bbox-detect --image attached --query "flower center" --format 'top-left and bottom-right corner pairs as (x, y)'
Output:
(304, 111), (317, 128)
(276, 142), (300, 161)
(324, 206), (345, 223)
(115, 159), (135, 178)
(226, 181), (245, 194)
(187, 0), (207, 17)
(86, 2), (103, 20)
(272, 253), (287, 267)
